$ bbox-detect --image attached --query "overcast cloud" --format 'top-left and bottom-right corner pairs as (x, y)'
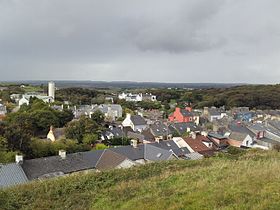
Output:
(0, 0), (280, 83)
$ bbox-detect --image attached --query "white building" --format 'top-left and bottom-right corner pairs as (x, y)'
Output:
(122, 113), (148, 132)
(118, 93), (156, 102)
(48, 81), (55, 100)
(18, 94), (54, 107)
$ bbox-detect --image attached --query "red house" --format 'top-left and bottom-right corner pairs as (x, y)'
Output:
(169, 107), (194, 123)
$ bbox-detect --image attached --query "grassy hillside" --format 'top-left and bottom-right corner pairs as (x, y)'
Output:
(1, 150), (280, 210)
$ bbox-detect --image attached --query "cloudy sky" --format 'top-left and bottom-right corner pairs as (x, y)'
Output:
(1, 0), (280, 83)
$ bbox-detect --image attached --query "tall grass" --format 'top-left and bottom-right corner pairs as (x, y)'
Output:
(1, 149), (280, 210)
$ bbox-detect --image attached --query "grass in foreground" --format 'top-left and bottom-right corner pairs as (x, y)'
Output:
(1, 149), (280, 210)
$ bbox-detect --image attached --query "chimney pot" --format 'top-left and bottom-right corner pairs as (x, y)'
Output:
(59, 150), (66, 159)
(15, 154), (23, 164)
(131, 139), (138, 148)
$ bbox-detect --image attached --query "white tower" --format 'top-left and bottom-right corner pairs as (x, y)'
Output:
(48, 81), (55, 100)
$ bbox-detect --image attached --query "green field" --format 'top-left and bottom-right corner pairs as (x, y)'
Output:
(1, 149), (280, 210)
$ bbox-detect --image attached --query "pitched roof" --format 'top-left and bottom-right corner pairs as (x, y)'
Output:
(131, 115), (146, 126)
(109, 144), (145, 161)
(229, 132), (248, 142)
(169, 122), (201, 135)
(0, 163), (28, 188)
(180, 109), (194, 117)
(127, 131), (145, 141)
(184, 152), (204, 160)
(141, 129), (155, 141)
(144, 144), (175, 161)
(228, 123), (255, 137)
(150, 140), (190, 157)
(184, 135), (215, 155)
(95, 150), (129, 171)
(150, 121), (170, 136)
(104, 127), (125, 138)
(22, 150), (103, 180)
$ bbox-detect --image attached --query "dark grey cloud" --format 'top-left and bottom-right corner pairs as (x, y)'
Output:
(0, 0), (280, 83)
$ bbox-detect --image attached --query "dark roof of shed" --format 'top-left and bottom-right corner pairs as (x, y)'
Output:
(131, 115), (146, 125)
(95, 150), (128, 171)
(22, 150), (103, 180)
(0, 163), (28, 187)
(109, 144), (145, 161)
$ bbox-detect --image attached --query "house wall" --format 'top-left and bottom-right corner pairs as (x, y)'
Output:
(241, 135), (253, 147)
(169, 108), (193, 123)
(227, 139), (242, 147)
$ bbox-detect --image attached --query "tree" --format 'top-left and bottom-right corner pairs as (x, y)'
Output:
(65, 120), (85, 143)
(91, 110), (105, 124)
(83, 134), (98, 145)
(4, 125), (32, 155)
(0, 136), (8, 151)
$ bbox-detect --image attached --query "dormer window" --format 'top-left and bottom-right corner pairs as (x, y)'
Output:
(157, 153), (162, 158)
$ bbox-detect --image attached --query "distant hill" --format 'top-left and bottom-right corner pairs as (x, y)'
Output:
(1, 149), (280, 210)
(3, 80), (246, 89)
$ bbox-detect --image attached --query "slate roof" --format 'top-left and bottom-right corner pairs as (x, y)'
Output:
(144, 144), (175, 161)
(208, 132), (227, 139)
(228, 123), (255, 137)
(249, 123), (280, 137)
(268, 120), (280, 131)
(150, 121), (170, 136)
(184, 152), (204, 160)
(127, 131), (145, 141)
(131, 115), (147, 126)
(180, 109), (194, 117)
(109, 144), (145, 161)
(150, 140), (190, 157)
(229, 132), (248, 142)
(104, 127), (125, 139)
(0, 163), (28, 188)
(169, 122), (201, 135)
(95, 150), (129, 171)
(22, 150), (103, 180)
(141, 129), (155, 141)
(123, 126), (134, 136)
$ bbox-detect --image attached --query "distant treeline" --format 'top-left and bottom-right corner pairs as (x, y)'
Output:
(151, 84), (280, 110)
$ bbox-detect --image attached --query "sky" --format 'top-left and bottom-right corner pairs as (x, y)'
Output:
(0, 0), (280, 83)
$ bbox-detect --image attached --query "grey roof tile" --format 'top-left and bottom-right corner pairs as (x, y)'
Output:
(144, 144), (175, 161)
(22, 150), (103, 180)
(0, 163), (28, 188)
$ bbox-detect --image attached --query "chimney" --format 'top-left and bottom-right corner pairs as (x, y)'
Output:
(15, 154), (23, 164)
(201, 131), (208, 137)
(126, 113), (131, 119)
(191, 132), (197, 139)
(59, 150), (66, 159)
(131, 139), (138, 148)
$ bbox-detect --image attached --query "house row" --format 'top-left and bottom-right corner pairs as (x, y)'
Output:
(72, 104), (122, 121)
(209, 120), (280, 150)
(102, 113), (203, 143)
(0, 135), (218, 188)
(169, 107), (200, 125)
(118, 93), (157, 102)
